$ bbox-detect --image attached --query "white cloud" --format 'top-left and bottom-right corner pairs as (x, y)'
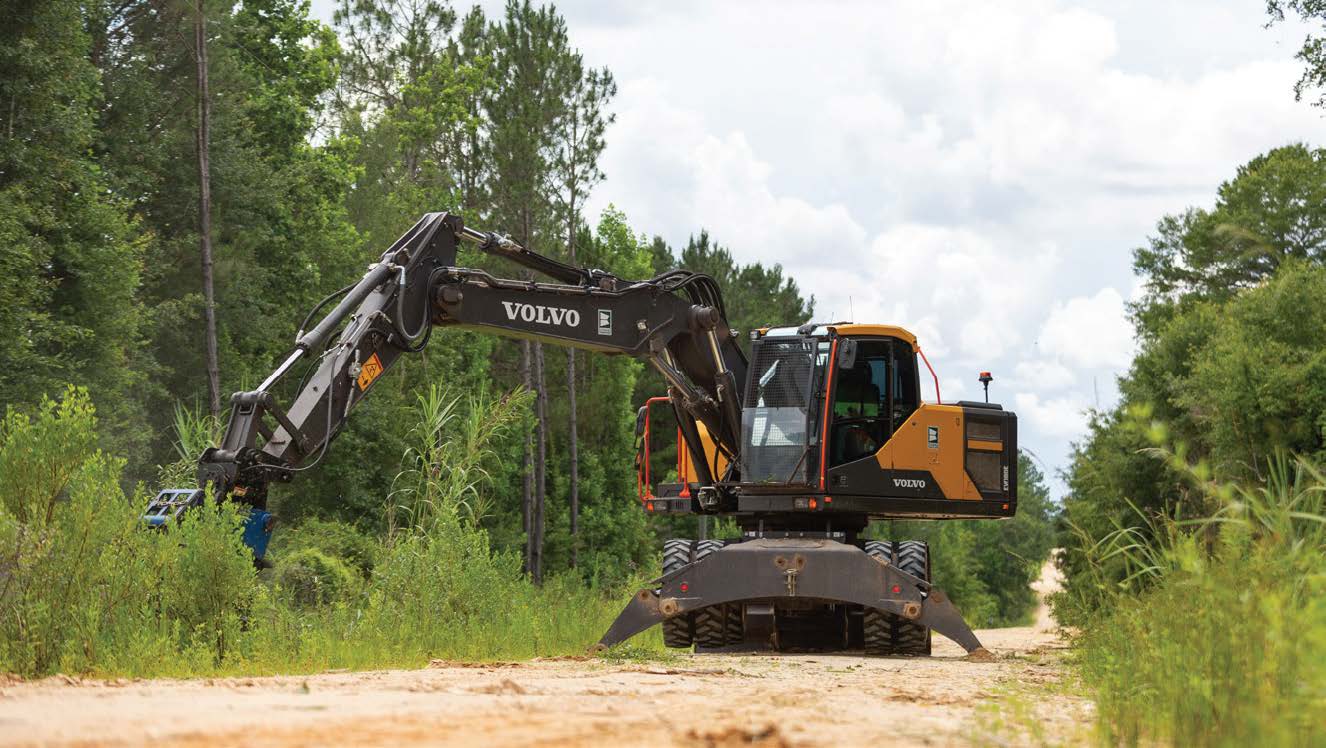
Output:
(307, 0), (1321, 497)
(863, 224), (1061, 364)
(1014, 359), (1077, 392)
(1014, 392), (1092, 439)
(688, 133), (870, 267)
(592, 81), (871, 273)
(569, 1), (1319, 498)
(1038, 288), (1136, 370)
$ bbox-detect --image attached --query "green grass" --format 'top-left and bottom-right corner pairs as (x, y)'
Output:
(0, 387), (668, 680)
(1062, 453), (1326, 746)
(970, 678), (1094, 748)
(197, 572), (666, 678)
(71, 572), (663, 679)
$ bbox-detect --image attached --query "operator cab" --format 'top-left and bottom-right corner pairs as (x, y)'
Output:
(637, 322), (1017, 522)
(740, 324), (925, 486)
(826, 336), (920, 466)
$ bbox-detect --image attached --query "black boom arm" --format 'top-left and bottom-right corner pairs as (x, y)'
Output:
(197, 212), (748, 509)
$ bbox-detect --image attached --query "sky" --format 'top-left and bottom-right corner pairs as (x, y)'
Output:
(311, 0), (1324, 496)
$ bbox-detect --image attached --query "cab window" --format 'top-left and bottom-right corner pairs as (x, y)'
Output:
(829, 341), (890, 464)
(828, 338), (921, 466)
(890, 342), (918, 425)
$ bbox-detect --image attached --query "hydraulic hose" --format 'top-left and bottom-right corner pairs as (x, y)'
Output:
(392, 265), (432, 351)
(296, 262), (394, 353)
(296, 282), (356, 342)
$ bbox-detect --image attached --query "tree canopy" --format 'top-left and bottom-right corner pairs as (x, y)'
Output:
(0, 0), (822, 585)
(1061, 142), (1326, 612)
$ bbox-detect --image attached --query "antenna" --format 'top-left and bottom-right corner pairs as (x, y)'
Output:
(849, 296), (854, 321)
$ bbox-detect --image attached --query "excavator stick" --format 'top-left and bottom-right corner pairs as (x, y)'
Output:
(596, 539), (988, 656)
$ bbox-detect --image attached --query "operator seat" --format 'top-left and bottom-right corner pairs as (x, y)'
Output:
(831, 366), (882, 464)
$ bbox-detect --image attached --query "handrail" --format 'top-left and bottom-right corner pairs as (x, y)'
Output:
(917, 347), (941, 404)
(637, 396), (674, 502)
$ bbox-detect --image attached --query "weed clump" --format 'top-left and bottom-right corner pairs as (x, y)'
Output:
(0, 388), (254, 676)
(269, 517), (379, 578)
(1063, 452), (1326, 745)
(0, 385), (663, 678)
(273, 548), (361, 607)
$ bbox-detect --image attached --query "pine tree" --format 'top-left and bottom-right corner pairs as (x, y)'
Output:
(0, 0), (144, 460)
(193, 0), (221, 417)
(84, 0), (356, 480)
(483, 0), (580, 581)
(554, 63), (615, 568)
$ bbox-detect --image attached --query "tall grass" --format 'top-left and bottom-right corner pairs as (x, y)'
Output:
(0, 388), (255, 675)
(0, 386), (660, 679)
(388, 383), (529, 533)
(1065, 450), (1326, 745)
(156, 403), (222, 489)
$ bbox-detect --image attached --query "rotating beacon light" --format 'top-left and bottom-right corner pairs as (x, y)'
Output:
(978, 371), (993, 403)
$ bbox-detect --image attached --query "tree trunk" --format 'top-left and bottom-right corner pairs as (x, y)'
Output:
(566, 349), (578, 566)
(566, 182), (580, 568)
(532, 341), (548, 585)
(194, 0), (221, 418)
(521, 340), (533, 577)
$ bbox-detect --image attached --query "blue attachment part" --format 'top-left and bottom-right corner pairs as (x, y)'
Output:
(242, 509), (274, 560)
(143, 489), (203, 524)
(143, 488), (274, 561)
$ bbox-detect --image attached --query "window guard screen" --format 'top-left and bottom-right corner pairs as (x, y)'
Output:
(740, 338), (818, 484)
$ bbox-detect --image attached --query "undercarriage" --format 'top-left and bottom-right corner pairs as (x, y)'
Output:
(598, 534), (987, 657)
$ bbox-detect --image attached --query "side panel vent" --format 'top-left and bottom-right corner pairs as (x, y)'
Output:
(966, 420), (1001, 441)
(966, 451), (1002, 493)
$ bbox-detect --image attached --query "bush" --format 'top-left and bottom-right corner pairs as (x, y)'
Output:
(1069, 453), (1326, 745)
(268, 517), (379, 578)
(0, 386), (98, 524)
(0, 388), (255, 676)
(0, 386), (660, 677)
(274, 548), (360, 607)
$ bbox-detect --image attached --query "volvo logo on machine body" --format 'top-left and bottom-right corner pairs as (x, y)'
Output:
(893, 478), (927, 489)
(502, 301), (581, 327)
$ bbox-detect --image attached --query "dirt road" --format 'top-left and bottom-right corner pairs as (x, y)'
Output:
(0, 562), (1089, 747)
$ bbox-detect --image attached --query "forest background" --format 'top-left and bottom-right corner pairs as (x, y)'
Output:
(0, 0), (1056, 675)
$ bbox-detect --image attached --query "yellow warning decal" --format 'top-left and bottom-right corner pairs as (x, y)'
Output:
(357, 352), (384, 391)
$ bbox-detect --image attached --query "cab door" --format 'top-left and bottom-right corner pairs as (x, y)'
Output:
(826, 336), (922, 469)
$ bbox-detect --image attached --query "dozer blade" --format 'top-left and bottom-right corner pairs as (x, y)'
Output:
(596, 538), (988, 656)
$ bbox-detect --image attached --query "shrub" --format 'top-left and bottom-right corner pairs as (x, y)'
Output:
(274, 548), (360, 607)
(0, 386), (661, 677)
(0, 388), (145, 674)
(0, 386), (98, 523)
(164, 494), (257, 660)
(268, 517), (379, 578)
(0, 389), (255, 675)
(1070, 453), (1326, 745)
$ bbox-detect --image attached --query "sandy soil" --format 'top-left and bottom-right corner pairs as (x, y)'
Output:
(0, 561), (1089, 747)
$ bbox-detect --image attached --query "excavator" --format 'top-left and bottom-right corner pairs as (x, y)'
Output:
(149, 211), (1017, 657)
